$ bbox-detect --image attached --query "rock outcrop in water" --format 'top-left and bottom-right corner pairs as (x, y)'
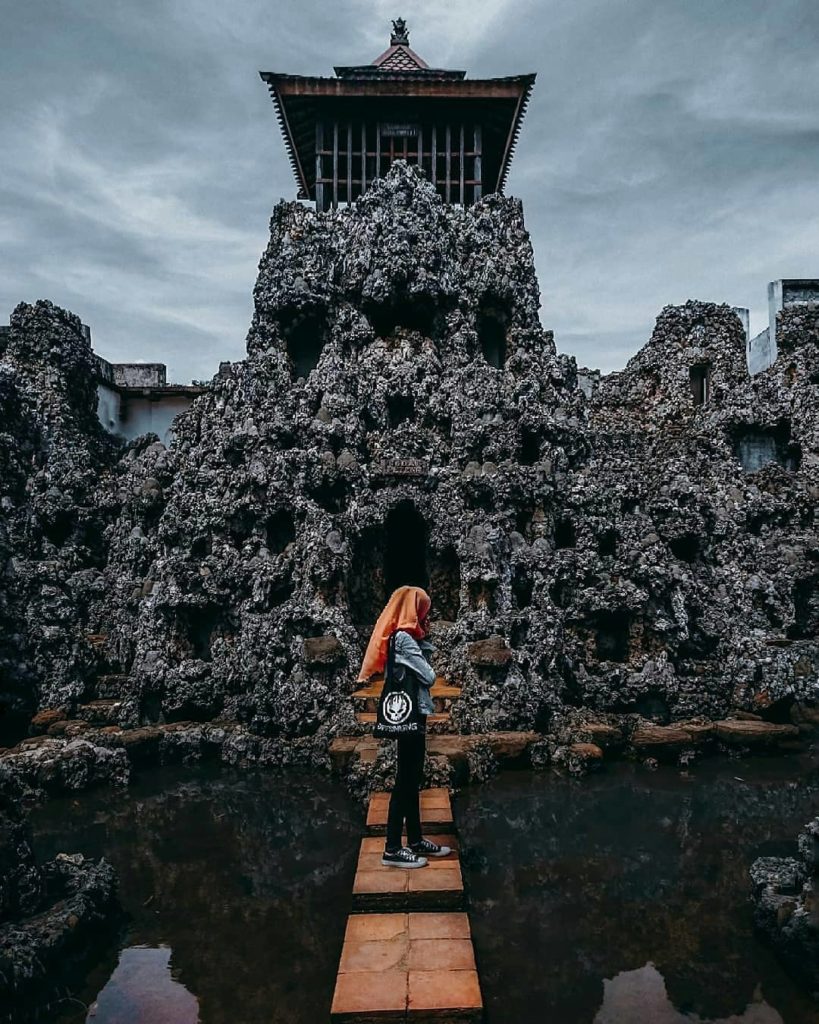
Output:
(0, 162), (818, 765)
(0, 766), (118, 1009)
(751, 816), (819, 997)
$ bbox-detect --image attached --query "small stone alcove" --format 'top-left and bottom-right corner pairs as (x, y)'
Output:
(41, 510), (74, 549)
(384, 500), (428, 595)
(281, 309), (327, 381)
(598, 529), (618, 557)
(788, 576), (819, 640)
(554, 517), (576, 549)
(730, 422), (801, 473)
(265, 509), (295, 554)
(367, 295), (437, 340)
(387, 393), (415, 427)
(593, 609), (631, 662)
(512, 565), (533, 609)
(477, 301), (508, 369)
(519, 426), (541, 466)
(348, 500), (436, 628)
(689, 363), (711, 406)
(428, 544), (461, 621)
(174, 605), (233, 663)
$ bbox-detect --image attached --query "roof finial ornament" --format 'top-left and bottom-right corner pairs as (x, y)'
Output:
(390, 17), (409, 46)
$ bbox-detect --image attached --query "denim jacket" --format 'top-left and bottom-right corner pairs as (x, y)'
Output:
(393, 630), (436, 715)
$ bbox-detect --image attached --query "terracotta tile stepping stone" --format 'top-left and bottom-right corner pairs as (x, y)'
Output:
(331, 969), (407, 1021)
(332, 913), (483, 1021)
(408, 968), (482, 1020)
(407, 913), (471, 941)
(408, 939), (476, 971)
(340, 935), (408, 974)
(407, 866), (462, 895)
(344, 913), (408, 944)
(366, 788), (454, 835)
(352, 837), (463, 910)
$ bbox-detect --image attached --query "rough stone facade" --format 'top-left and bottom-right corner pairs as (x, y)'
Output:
(1, 162), (817, 757)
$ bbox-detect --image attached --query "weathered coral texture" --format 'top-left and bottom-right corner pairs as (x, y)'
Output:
(0, 162), (817, 759)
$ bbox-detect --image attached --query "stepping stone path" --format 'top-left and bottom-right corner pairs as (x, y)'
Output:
(331, 909), (482, 1022)
(331, 673), (487, 1018)
(331, 778), (483, 1019)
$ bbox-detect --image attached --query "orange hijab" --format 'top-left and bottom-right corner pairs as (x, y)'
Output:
(357, 585), (431, 682)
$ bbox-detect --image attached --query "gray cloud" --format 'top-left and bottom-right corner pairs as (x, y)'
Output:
(2, 0), (818, 380)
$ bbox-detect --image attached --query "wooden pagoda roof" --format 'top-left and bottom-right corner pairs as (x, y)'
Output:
(260, 20), (535, 201)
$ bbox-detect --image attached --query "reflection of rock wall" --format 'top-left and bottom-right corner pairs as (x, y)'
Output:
(31, 769), (361, 1024)
(751, 817), (819, 996)
(458, 765), (819, 1022)
(0, 766), (118, 1010)
(1, 162), (818, 748)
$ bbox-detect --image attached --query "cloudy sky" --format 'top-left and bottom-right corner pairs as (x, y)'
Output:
(3, 0), (819, 382)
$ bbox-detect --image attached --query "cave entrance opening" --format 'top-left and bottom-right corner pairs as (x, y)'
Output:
(347, 500), (432, 635)
(384, 500), (429, 597)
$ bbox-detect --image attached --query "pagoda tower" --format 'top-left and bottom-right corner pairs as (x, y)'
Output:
(261, 18), (535, 210)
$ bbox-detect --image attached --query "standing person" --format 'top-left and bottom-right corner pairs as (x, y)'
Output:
(357, 585), (452, 868)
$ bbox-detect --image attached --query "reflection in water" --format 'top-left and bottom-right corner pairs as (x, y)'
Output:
(26, 757), (819, 1024)
(88, 946), (198, 1024)
(595, 963), (783, 1024)
(29, 765), (361, 1024)
(456, 756), (819, 1024)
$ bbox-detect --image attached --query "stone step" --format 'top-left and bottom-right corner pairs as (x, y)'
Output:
(352, 835), (463, 912)
(365, 788), (453, 836)
(352, 680), (462, 715)
(328, 731), (540, 774)
(355, 712), (456, 734)
(330, 912), (482, 1022)
(75, 700), (124, 726)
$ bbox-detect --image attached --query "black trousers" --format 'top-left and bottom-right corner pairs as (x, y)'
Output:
(385, 725), (427, 850)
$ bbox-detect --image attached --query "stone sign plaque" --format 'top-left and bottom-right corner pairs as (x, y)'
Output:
(371, 457), (428, 478)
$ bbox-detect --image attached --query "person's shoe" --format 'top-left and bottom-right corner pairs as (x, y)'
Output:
(381, 846), (428, 868)
(410, 838), (452, 858)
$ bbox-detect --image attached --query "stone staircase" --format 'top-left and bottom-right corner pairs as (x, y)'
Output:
(331, 670), (539, 778)
(351, 675), (462, 734)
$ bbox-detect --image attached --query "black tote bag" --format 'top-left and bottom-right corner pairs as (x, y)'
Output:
(373, 631), (425, 738)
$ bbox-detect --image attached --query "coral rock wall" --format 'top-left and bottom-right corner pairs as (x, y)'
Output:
(1, 163), (817, 747)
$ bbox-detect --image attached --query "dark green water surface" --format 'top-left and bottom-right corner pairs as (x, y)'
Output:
(24, 754), (819, 1024)
(456, 755), (819, 1024)
(28, 765), (361, 1024)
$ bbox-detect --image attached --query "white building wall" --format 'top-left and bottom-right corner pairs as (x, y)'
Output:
(96, 383), (122, 434)
(119, 395), (193, 446)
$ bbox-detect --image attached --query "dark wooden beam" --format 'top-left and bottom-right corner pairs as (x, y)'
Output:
(315, 120), (324, 210)
(332, 119), (339, 208)
(474, 123), (482, 201)
(266, 76), (533, 100)
(347, 121), (352, 204)
(459, 123), (465, 205)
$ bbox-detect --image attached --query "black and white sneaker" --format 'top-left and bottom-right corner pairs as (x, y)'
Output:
(410, 838), (452, 858)
(381, 846), (428, 869)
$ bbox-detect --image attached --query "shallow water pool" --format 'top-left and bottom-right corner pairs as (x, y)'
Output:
(456, 755), (819, 1024)
(25, 754), (819, 1024)
(29, 765), (361, 1024)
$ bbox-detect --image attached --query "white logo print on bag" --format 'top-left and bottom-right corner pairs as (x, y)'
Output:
(383, 691), (413, 725)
